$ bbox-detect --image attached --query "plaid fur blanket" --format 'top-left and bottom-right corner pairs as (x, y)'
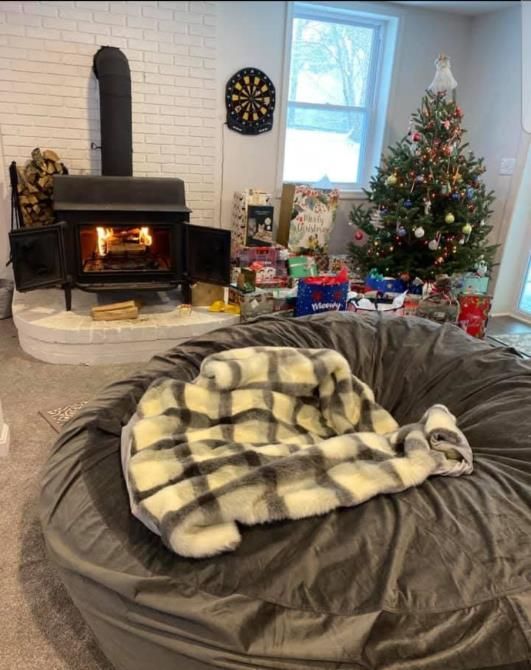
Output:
(125, 347), (473, 558)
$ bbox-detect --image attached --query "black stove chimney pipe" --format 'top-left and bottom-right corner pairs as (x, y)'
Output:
(93, 46), (133, 177)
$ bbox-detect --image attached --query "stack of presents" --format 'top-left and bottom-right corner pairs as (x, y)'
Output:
(228, 185), (351, 321)
(226, 185), (492, 338)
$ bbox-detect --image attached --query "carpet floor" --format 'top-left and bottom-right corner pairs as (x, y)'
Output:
(0, 318), (139, 670)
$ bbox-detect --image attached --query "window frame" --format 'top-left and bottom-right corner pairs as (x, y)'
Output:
(277, 1), (399, 196)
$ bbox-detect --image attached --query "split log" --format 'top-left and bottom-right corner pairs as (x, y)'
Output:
(92, 306), (139, 321)
(16, 147), (68, 227)
(90, 300), (140, 321)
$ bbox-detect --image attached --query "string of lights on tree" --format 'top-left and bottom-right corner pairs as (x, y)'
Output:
(349, 61), (497, 282)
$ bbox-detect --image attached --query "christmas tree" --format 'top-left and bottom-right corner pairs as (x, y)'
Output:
(349, 85), (497, 282)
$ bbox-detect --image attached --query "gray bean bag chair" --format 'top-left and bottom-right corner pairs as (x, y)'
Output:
(41, 313), (531, 670)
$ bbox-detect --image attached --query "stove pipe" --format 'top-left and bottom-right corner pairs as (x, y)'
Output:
(93, 46), (133, 177)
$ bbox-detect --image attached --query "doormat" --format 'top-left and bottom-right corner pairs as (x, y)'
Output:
(488, 333), (531, 357)
(39, 400), (89, 433)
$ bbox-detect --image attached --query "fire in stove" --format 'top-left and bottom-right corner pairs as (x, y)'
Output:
(96, 226), (153, 257)
(80, 224), (170, 273)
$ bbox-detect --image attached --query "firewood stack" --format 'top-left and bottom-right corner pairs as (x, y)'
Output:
(16, 148), (68, 227)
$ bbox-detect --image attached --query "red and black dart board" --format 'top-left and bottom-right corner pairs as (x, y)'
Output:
(225, 67), (275, 135)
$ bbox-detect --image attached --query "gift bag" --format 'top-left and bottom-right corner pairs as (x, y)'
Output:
(295, 269), (349, 317)
(457, 294), (492, 338)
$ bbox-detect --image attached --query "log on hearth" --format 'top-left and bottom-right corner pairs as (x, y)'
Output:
(16, 148), (68, 227)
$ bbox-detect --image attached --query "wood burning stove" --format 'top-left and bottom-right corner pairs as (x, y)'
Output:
(9, 47), (230, 310)
(9, 175), (230, 310)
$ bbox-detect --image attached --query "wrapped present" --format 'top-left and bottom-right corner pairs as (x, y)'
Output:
(288, 255), (318, 279)
(277, 184), (339, 255)
(271, 286), (297, 313)
(461, 272), (489, 295)
(239, 246), (278, 267)
(295, 269), (349, 317)
(457, 294), (492, 339)
(231, 190), (272, 258)
(236, 267), (256, 292)
(451, 272), (489, 296)
(416, 275), (459, 324)
(246, 205), (274, 247)
(228, 287), (274, 321)
(365, 269), (408, 294)
(310, 252), (329, 274)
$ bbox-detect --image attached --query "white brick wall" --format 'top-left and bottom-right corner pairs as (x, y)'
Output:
(0, 0), (218, 226)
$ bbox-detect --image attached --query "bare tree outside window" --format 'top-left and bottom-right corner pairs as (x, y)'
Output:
(284, 15), (378, 188)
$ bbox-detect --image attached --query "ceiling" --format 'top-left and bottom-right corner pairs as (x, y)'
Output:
(390, 1), (521, 15)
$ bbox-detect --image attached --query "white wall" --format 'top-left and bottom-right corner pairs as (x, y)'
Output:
(459, 5), (529, 315)
(218, 1), (472, 253)
(0, 0), (218, 276)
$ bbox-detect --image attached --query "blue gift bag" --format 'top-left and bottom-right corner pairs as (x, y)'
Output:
(295, 276), (349, 316)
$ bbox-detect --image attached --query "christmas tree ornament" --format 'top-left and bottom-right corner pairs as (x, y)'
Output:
(444, 212), (455, 224)
(441, 184), (449, 195)
(414, 226), (425, 238)
(476, 260), (488, 277)
(458, 237), (465, 245)
(451, 192), (460, 201)
(424, 199), (432, 215)
(428, 239), (438, 251)
(369, 209), (384, 229)
(397, 225), (407, 237)
(354, 230), (364, 241)
(480, 219), (485, 226)
(386, 175), (397, 186)
(466, 187), (475, 199)
(462, 223), (472, 235)
(416, 174), (425, 183)
(404, 198), (413, 208)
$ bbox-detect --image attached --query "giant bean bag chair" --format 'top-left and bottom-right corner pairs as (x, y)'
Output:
(41, 313), (531, 670)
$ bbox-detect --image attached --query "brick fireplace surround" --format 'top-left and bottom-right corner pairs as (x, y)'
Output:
(0, 1), (218, 227)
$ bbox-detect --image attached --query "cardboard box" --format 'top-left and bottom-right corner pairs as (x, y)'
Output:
(228, 287), (274, 321)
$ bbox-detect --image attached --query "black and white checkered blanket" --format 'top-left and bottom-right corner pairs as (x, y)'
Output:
(124, 347), (473, 558)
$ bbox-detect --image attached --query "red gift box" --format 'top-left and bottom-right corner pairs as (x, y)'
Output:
(457, 294), (492, 339)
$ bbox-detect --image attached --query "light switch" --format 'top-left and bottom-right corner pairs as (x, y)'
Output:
(499, 158), (516, 175)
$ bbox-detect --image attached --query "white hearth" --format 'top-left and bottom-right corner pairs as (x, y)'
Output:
(13, 289), (239, 366)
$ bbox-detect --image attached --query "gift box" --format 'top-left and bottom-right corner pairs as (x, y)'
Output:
(246, 205), (274, 247)
(239, 246), (278, 267)
(231, 190), (272, 258)
(288, 256), (318, 279)
(271, 287), (297, 313)
(457, 294), (492, 339)
(365, 274), (408, 294)
(295, 270), (349, 317)
(451, 273), (489, 296)
(416, 294), (459, 324)
(228, 287), (274, 321)
(461, 273), (489, 295)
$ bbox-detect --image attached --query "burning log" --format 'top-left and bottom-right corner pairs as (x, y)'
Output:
(16, 148), (68, 227)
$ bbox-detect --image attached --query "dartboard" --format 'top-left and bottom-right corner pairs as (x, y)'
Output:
(225, 68), (275, 135)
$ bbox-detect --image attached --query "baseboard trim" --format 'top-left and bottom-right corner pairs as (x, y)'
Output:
(490, 311), (531, 324)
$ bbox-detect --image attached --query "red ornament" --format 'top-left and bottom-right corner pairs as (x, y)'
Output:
(412, 131), (421, 142)
(354, 230), (364, 241)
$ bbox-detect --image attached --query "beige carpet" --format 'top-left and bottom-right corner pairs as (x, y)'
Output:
(0, 318), (139, 670)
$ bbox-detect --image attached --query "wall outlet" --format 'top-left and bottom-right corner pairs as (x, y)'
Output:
(499, 158), (516, 175)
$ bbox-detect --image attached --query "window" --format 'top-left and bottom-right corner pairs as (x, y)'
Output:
(518, 254), (531, 315)
(282, 3), (397, 191)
